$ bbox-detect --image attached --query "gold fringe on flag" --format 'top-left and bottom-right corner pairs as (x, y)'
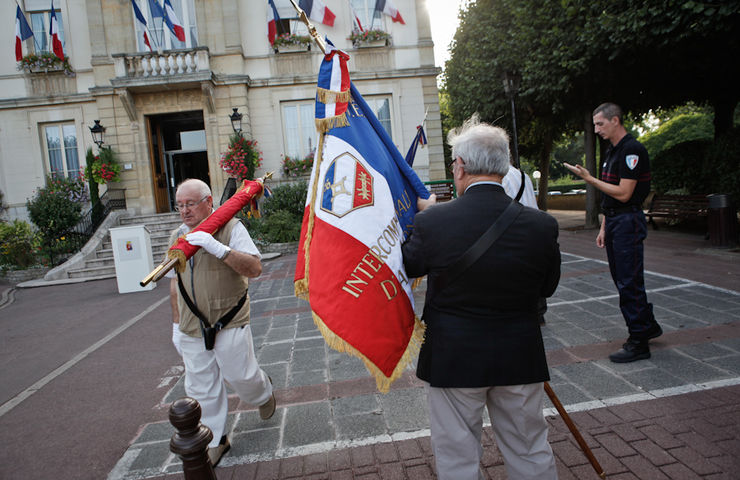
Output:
(315, 113), (349, 133)
(294, 131), (327, 300)
(312, 310), (426, 393)
(316, 87), (351, 104)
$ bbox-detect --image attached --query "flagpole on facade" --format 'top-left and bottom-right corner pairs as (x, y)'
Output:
(288, 0), (326, 54)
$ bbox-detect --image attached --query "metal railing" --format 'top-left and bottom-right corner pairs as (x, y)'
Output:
(43, 189), (126, 266)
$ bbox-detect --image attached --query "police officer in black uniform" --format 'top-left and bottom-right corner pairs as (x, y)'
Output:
(565, 102), (662, 363)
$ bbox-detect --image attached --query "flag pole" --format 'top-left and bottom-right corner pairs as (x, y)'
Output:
(288, 0), (326, 54)
(544, 382), (606, 479)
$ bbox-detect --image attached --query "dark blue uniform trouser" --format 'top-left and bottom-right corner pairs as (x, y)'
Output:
(604, 210), (656, 339)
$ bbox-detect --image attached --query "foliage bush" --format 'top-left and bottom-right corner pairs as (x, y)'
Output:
(0, 220), (40, 270)
(652, 128), (740, 206)
(27, 176), (87, 244)
(639, 112), (714, 159)
(240, 181), (308, 244)
(282, 154), (314, 178)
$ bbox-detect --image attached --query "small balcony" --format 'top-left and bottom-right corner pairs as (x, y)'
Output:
(111, 46), (211, 90)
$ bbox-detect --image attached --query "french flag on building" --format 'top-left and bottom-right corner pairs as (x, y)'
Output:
(131, 0), (152, 51)
(350, 4), (364, 32)
(295, 41), (429, 393)
(375, 0), (405, 24)
(15, 6), (34, 61)
(163, 0), (185, 42)
(49, 0), (64, 60)
(298, 0), (335, 27)
(404, 125), (428, 167)
(267, 0), (281, 45)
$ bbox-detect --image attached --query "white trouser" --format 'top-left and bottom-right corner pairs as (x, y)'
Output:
(180, 325), (272, 448)
(425, 382), (557, 480)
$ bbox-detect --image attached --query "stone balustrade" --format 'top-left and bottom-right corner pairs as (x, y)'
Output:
(113, 47), (210, 79)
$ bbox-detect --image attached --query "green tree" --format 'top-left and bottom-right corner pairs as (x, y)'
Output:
(639, 112), (714, 159)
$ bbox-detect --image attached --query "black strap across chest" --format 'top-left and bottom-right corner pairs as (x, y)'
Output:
(432, 200), (523, 294)
(177, 273), (247, 332)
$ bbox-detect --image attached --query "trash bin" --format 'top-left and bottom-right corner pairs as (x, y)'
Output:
(707, 194), (738, 247)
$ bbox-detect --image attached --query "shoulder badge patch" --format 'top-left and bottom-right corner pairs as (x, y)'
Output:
(625, 154), (639, 170)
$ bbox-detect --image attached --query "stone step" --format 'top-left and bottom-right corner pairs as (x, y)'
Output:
(68, 264), (117, 278)
(119, 213), (180, 225)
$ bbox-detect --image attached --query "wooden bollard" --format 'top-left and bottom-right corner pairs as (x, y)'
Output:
(169, 397), (217, 480)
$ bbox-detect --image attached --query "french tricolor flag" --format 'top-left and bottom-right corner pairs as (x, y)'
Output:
(267, 0), (281, 45)
(375, 0), (405, 24)
(49, 0), (64, 60)
(131, 0), (152, 51)
(163, 0), (186, 42)
(298, 0), (335, 27)
(15, 6), (34, 61)
(295, 41), (429, 392)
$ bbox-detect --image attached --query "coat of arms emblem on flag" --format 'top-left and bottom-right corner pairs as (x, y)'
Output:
(294, 42), (430, 392)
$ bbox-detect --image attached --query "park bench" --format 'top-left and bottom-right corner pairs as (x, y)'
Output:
(425, 180), (456, 202)
(645, 193), (709, 229)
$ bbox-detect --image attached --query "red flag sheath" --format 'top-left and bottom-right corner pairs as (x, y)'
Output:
(140, 178), (266, 286)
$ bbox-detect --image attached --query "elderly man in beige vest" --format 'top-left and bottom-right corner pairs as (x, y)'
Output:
(168, 178), (275, 467)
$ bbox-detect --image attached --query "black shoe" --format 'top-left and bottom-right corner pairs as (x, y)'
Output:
(645, 323), (663, 340)
(609, 340), (650, 363)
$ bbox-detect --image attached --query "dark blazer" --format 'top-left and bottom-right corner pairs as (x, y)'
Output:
(402, 184), (561, 388)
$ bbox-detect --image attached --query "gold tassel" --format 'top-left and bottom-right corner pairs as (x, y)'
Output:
(168, 248), (187, 273)
(316, 87), (351, 104)
(315, 113), (349, 133)
(411, 277), (424, 291)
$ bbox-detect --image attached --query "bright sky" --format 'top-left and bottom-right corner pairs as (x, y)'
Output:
(426, 0), (466, 68)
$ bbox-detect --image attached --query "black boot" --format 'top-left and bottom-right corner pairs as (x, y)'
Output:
(609, 339), (650, 363)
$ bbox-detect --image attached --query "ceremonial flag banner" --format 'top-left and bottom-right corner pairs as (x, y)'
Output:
(163, 0), (185, 42)
(15, 6), (34, 61)
(374, 0), (405, 24)
(131, 0), (152, 51)
(404, 125), (428, 167)
(49, 0), (64, 60)
(295, 43), (429, 392)
(298, 0), (336, 27)
(267, 0), (281, 45)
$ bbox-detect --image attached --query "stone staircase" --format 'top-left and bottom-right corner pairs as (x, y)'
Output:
(66, 212), (181, 280)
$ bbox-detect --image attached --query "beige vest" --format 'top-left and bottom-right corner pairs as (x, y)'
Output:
(170, 218), (250, 337)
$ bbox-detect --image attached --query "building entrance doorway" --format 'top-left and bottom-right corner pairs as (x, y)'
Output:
(147, 111), (209, 213)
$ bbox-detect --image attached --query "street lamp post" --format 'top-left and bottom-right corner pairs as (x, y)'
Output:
(502, 71), (521, 168)
(89, 120), (106, 149)
(533, 170), (541, 192)
(229, 108), (243, 135)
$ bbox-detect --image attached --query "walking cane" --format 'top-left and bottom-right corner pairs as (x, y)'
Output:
(544, 382), (606, 479)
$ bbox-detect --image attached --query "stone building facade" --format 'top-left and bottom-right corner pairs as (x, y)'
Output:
(0, 0), (443, 220)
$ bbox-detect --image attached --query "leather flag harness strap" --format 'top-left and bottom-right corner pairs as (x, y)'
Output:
(177, 273), (248, 350)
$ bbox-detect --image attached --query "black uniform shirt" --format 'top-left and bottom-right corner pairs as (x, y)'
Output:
(600, 133), (651, 209)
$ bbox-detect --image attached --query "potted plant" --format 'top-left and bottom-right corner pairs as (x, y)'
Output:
(17, 52), (76, 77)
(282, 152), (314, 178)
(348, 29), (391, 48)
(273, 33), (312, 53)
(220, 133), (263, 181)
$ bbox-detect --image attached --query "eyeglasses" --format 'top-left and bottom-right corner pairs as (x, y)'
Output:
(446, 157), (464, 170)
(175, 195), (208, 212)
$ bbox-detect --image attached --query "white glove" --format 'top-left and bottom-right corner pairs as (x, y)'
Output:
(172, 323), (184, 356)
(186, 231), (230, 259)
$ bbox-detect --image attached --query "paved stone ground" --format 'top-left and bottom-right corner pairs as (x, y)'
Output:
(108, 237), (740, 479)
